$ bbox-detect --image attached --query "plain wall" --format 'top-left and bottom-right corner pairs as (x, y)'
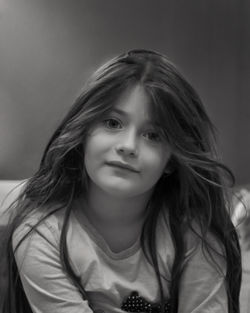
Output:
(0, 0), (249, 185)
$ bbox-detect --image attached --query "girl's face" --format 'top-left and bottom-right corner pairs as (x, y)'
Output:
(84, 85), (172, 199)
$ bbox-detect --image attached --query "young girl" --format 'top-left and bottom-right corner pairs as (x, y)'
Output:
(0, 49), (241, 313)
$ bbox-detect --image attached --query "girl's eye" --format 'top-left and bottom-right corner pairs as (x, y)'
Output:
(144, 131), (161, 142)
(103, 118), (122, 129)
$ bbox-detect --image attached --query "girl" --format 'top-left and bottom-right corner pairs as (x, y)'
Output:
(0, 49), (241, 313)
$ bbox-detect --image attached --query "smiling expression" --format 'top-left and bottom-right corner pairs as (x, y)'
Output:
(84, 85), (172, 199)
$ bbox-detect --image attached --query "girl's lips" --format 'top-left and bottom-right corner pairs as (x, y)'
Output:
(106, 161), (139, 173)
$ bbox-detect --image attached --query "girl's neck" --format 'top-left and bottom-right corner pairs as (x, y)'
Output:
(81, 184), (152, 228)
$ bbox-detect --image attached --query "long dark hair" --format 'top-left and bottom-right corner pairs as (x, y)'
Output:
(0, 49), (241, 313)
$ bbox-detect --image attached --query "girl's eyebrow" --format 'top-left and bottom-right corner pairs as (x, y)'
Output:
(109, 108), (156, 126)
(109, 108), (127, 116)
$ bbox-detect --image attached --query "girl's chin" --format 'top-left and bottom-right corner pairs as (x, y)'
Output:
(99, 182), (153, 199)
(88, 174), (153, 198)
(102, 185), (141, 198)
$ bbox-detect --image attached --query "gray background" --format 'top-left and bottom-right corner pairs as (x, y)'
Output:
(0, 0), (249, 185)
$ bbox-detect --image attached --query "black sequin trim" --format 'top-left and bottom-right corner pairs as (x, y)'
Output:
(121, 291), (171, 313)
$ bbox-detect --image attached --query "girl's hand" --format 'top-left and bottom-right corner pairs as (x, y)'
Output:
(232, 189), (250, 251)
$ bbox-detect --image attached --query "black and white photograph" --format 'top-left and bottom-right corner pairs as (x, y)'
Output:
(0, 1), (249, 312)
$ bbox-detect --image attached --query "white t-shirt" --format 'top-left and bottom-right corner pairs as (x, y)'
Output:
(13, 207), (228, 313)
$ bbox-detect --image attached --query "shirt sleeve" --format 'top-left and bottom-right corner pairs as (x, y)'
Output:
(178, 230), (228, 313)
(12, 219), (93, 313)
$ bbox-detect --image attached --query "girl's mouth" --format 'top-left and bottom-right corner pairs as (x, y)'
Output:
(106, 161), (139, 173)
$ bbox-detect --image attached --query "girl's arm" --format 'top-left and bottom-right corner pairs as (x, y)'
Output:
(13, 221), (93, 313)
(232, 188), (250, 251)
(177, 231), (228, 313)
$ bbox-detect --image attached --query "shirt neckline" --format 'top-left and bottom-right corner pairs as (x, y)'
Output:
(72, 201), (141, 260)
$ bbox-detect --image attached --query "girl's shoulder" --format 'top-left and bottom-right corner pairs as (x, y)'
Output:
(182, 220), (227, 272)
(12, 204), (66, 251)
(157, 210), (225, 258)
(156, 211), (202, 253)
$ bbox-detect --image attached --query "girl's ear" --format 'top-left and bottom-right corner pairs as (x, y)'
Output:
(164, 157), (175, 175)
(164, 168), (173, 175)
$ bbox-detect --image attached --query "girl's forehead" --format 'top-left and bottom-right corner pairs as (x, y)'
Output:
(110, 85), (154, 120)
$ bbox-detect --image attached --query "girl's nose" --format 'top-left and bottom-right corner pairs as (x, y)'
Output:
(115, 129), (138, 157)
